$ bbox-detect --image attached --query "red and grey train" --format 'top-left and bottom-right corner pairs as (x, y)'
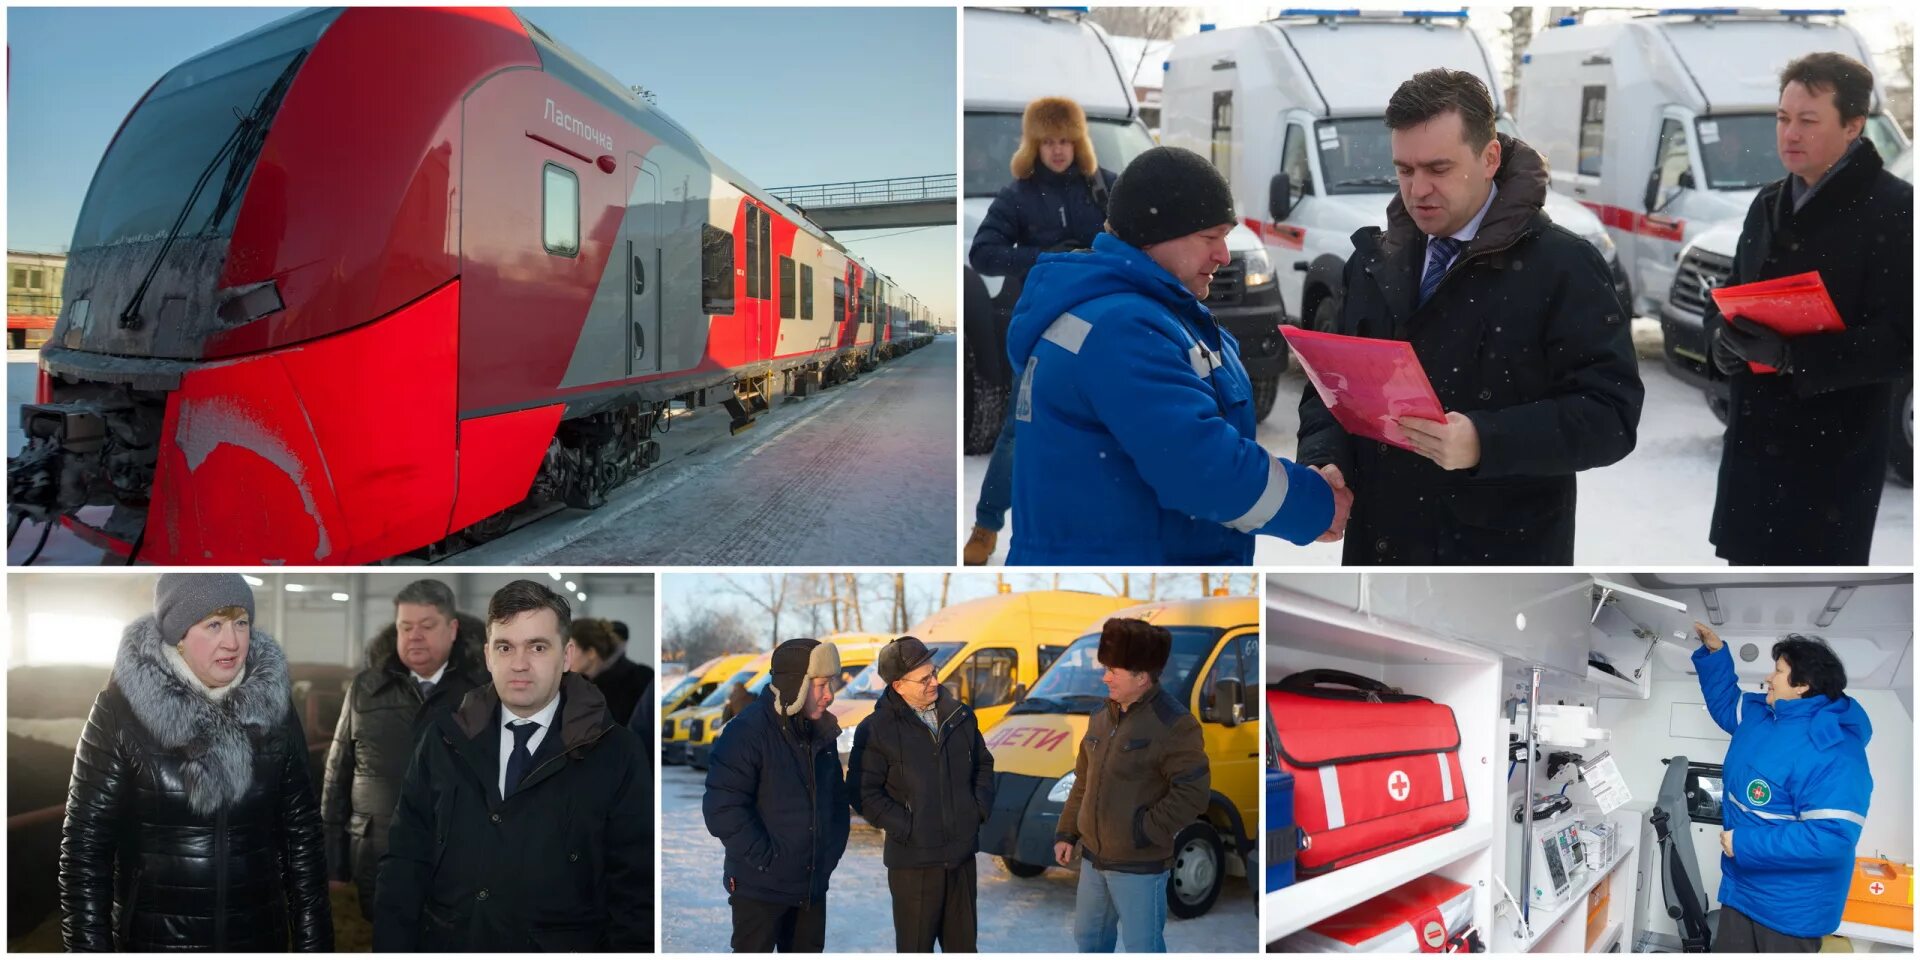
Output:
(8, 7), (936, 564)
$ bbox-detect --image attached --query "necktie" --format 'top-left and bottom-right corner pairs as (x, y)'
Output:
(504, 720), (540, 797)
(1418, 236), (1462, 306)
(416, 678), (436, 701)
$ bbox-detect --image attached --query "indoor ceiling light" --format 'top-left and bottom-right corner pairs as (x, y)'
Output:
(242, 575), (265, 587)
(549, 572), (562, 581)
(331, 592), (350, 602)
(576, 592), (587, 602)
(565, 581), (578, 592)
(1814, 586), (1855, 628)
(1700, 588), (1724, 625)
(284, 584), (306, 593)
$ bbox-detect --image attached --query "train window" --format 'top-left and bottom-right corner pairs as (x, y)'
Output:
(833, 278), (847, 321)
(701, 224), (735, 314)
(756, 206), (772, 301)
(744, 206), (762, 300)
(800, 264), (814, 320)
(779, 256), (797, 319)
(542, 164), (579, 257)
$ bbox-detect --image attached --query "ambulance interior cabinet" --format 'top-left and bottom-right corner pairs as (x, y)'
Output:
(1264, 578), (1503, 945)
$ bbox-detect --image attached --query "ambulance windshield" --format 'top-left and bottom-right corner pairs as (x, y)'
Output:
(964, 112), (1158, 197)
(1010, 627), (1218, 715)
(839, 642), (964, 699)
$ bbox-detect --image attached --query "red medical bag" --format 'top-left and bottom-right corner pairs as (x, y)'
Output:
(1269, 670), (1469, 876)
(1277, 874), (1476, 952)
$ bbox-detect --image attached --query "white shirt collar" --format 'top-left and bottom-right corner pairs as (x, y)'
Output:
(1433, 181), (1499, 244)
(502, 690), (562, 731)
(411, 661), (448, 686)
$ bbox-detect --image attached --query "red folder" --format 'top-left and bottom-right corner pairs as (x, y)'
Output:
(1280, 327), (1446, 453)
(1709, 271), (1845, 374)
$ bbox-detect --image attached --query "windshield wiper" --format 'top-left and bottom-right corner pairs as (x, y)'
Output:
(119, 51), (307, 331)
(1331, 176), (1399, 189)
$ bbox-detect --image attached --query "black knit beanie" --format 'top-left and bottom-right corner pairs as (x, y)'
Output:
(1107, 146), (1237, 249)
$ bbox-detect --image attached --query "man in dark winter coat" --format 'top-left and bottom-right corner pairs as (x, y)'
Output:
(323, 578), (489, 920)
(373, 580), (652, 952)
(1004, 145), (1341, 564)
(1707, 52), (1913, 565)
(849, 636), (996, 952)
(1297, 68), (1643, 564)
(965, 95), (1121, 565)
(1054, 619), (1210, 953)
(703, 638), (852, 952)
(566, 617), (649, 726)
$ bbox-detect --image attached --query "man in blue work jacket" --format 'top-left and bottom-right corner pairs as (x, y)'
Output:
(1693, 622), (1873, 952)
(1003, 146), (1348, 564)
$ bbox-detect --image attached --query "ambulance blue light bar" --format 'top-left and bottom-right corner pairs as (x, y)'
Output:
(1656, 7), (1844, 14)
(1278, 8), (1467, 18)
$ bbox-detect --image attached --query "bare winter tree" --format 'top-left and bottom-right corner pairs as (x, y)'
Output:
(1499, 7), (1535, 111)
(1892, 21), (1914, 137)
(721, 573), (791, 649)
(662, 602), (757, 667)
(1088, 7), (1194, 88)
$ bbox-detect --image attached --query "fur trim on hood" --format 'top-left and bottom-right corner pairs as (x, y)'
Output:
(1012, 96), (1097, 180)
(112, 614), (291, 816)
(364, 611), (488, 675)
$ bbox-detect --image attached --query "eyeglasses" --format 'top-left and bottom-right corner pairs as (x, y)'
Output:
(900, 672), (939, 688)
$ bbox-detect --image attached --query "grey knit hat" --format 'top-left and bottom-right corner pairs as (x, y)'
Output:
(155, 573), (257, 645)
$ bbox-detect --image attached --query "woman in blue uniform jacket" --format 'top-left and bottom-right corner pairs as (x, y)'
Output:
(1692, 623), (1872, 952)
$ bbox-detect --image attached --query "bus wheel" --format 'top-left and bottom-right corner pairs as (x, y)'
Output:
(1167, 822), (1224, 919)
(999, 857), (1047, 878)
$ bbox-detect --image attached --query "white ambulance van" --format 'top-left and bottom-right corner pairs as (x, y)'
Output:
(1517, 9), (1906, 322)
(964, 7), (1290, 439)
(1162, 10), (1626, 342)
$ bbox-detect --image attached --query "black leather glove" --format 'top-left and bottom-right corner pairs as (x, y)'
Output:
(1718, 317), (1791, 372)
(1710, 323), (1746, 376)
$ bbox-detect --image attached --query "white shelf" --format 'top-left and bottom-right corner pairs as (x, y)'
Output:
(1592, 920), (1625, 953)
(1584, 664), (1644, 699)
(1498, 834), (1637, 952)
(1262, 822), (1493, 944)
(1837, 920), (1916, 949)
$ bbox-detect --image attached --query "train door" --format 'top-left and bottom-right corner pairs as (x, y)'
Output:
(742, 201), (774, 363)
(628, 160), (662, 376)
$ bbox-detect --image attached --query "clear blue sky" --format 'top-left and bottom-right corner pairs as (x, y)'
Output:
(6, 6), (957, 322)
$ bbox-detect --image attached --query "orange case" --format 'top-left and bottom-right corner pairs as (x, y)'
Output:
(1842, 858), (1914, 931)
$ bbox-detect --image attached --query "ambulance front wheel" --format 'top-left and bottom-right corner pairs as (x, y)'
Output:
(999, 856), (1048, 878)
(1167, 822), (1224, 919)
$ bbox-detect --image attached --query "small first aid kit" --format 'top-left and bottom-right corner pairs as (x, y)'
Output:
(1270, 670), (1469, 876)
(1276, 873), (1475, 953)
(1843, 858), (1914, 931)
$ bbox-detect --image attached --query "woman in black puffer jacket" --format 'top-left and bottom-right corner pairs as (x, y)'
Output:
(59, 573), (332, 951)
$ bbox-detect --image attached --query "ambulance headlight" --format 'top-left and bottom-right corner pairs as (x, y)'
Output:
(1587, 228), (1616, 257)
(837, 727), (856, 756)
(1047, 771), (1077, 803)
(1242, 247), (1275, 289)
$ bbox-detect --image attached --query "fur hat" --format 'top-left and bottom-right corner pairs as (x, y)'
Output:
(1011, 96), (1098, 180)
(770, 638), (842, 716)
(1096, 618), (1171, 676)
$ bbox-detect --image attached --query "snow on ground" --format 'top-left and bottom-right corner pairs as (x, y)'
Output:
(659, 764), (1258, 953)
(963, 323), (1913, 565)
(471, 336), (957, 565)
(7, 339), (958, 566)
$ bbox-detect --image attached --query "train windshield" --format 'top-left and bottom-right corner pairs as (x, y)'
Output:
(69, 8), (338, 253)
(964, 112), (1157, 197)
(1007, 627), (1219, 716)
